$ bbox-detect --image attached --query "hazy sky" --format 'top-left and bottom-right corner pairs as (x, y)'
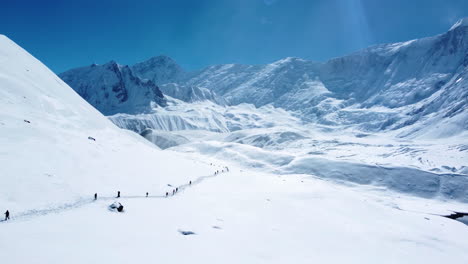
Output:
(1, 0), (467, 73)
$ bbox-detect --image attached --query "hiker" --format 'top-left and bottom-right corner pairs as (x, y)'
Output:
(94, 193), (97, 200)
(166, 192), (169, 197)
(146, 192), (149, 197)
(117, 191), (120, 198)
(4, 210), (10, 221)
(189, 181), (192, 185)
(173, 189), (175, 195)
(176, 187), (178, 192)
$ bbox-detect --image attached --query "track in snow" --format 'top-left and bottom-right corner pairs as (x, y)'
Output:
(1, 169), (229, 223)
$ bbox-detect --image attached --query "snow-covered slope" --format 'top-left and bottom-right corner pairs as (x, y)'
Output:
(3, 170), (468, 264)
(0, 35), (211, 212)
(59, 61), (166, 115)
(108, 97), (300, 134)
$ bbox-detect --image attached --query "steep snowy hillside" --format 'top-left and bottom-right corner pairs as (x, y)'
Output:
(60, 61), (166, 115)
(0, 35), (211, 212)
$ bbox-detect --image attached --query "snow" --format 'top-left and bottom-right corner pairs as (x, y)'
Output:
(0, 35), (211, 212)
(449, 17), (468, 31)
(61, 18), (468, 138)
(1, 17), (468, 264)
(1, 171), (468, 263)
(59, 61), (166, 115)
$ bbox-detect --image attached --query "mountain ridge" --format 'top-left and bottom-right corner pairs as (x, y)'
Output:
(59, 19), (468, 137)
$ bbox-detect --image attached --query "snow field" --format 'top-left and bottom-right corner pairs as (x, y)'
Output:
(1, 171), (468, 264)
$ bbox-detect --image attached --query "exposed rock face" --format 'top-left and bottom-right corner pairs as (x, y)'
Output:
(60, 61), (166, 115)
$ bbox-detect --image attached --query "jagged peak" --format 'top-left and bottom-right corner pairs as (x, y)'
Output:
(449, 17), (468, 31)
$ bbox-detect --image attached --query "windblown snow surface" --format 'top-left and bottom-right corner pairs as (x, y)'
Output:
(1, 20), (468, 264)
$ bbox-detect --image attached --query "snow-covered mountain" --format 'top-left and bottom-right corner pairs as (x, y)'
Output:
(60, 61), (166, 115)
(177, 19), (467, 136)
(60, 19), (468, 138)
(2, 28), (468, 264)
(0, 35), (211, 211)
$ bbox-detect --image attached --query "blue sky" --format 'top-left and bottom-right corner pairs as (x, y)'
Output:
(1, 0), (467, 73)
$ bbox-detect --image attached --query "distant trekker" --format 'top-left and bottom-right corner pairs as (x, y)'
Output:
(189, 181), (192, 185)
(4, 210), (10, 221)
(146, 192), (149, 197)
(94, 193), (97, 200)
(173, 190), (175, 195)
(176, 187), (178, 192)
(117, 191), (121, 198)
(166, 192), (169, 197)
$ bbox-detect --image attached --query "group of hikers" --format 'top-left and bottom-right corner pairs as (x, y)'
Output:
(3, 165), (230, 221)
(91, 178), (194, 202)
(214, 166), (229, 175)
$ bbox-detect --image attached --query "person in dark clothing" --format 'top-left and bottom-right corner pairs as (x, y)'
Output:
(166, 192), (169, 197)
(173, 189), (175, 195)
(5, 210), (10, 221)
(176, 187), (178, 192)
(189, 181), (192, 185)
(117, 191), (120, 198)
(146, 192), (149, 197)
(94, 193), (97, 200)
